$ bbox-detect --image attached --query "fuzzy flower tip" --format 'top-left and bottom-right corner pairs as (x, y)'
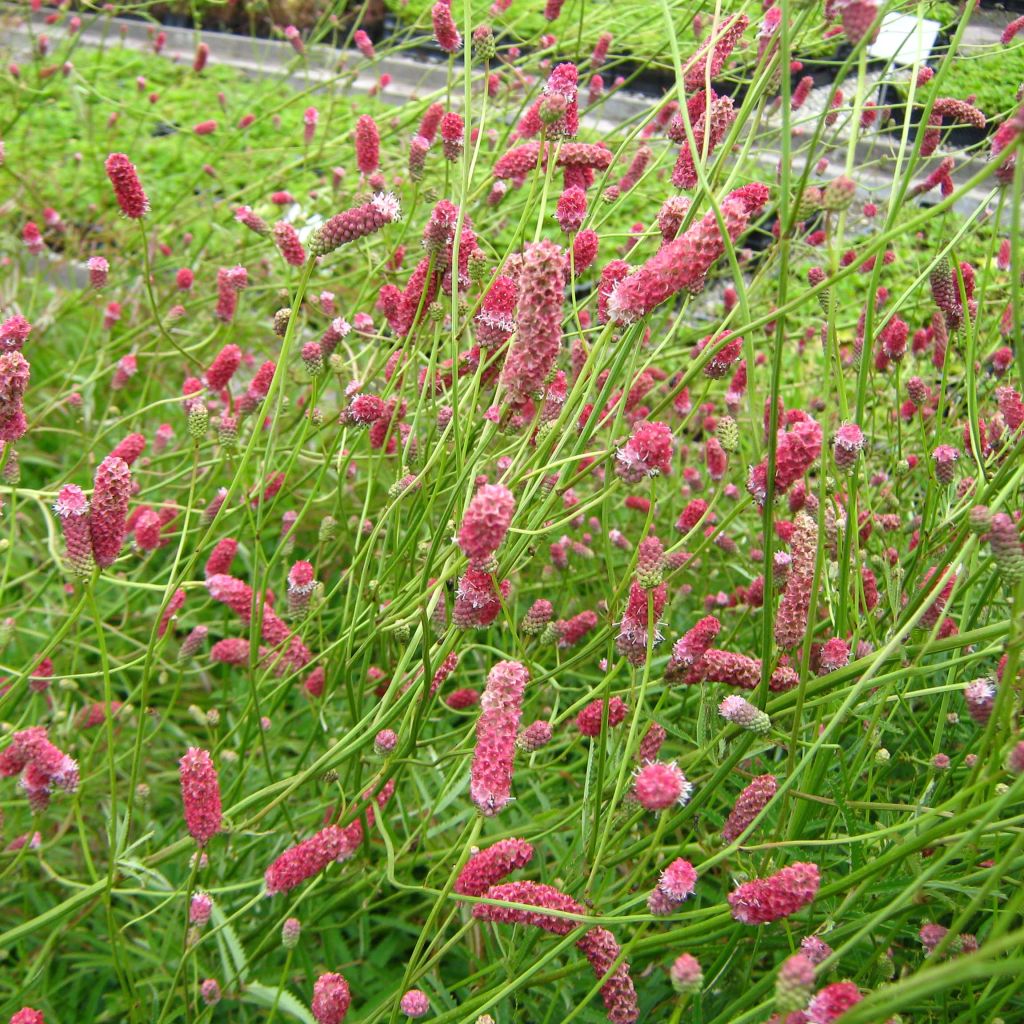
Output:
(658, 857), (698, 902)
(633, 761), (692, 811)
(179, 747), (222, 845)
(470, 660), (529, 815)
(54, 484), (94, 576)
(312, 972), (351, 1024)
(729, 862), (820, 924)
(458, 483), (515, 563)
(616, 421), (674, 482)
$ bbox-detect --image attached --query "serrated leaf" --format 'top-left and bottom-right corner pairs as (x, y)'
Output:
(242, 982), (316, 1024)
(211, 902), (249, 984)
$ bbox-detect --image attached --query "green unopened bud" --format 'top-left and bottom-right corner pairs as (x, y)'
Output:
(716, 415), (739, 453)
(319, 515), (338, 544)
(539, 622), (561, 645)
(188, 403), (209, 443)
(472, 24), (496, 61)
(273, 307), (291, 337)
(217, 412), (238, 448)
(795, 185), (823, 220)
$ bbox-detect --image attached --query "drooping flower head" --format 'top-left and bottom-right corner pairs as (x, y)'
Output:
(729, 862), (820, 924)
(431, 0), (462, 52)
(310, 194), (400, 256)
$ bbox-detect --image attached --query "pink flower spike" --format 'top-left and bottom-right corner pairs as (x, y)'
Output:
(454, 838), (534, 895)
(53, 484), (94, 576)
(105, 152), (149, 218)
(179, 747), (222, 845)
(501, 240), (566, 401)
(470, 660), (529, 815)
(728, 862), (820, 924)
(90, 456), (131, 568)
(431, 0), (462, 52)
(264, 824), (347, 894)
(458, 483), (515, 563)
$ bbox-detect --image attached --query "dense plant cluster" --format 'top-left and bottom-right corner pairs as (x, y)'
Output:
(1, 0), (1023, 1022)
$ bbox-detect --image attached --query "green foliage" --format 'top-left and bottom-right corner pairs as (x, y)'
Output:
(941, 41), (1024, 119)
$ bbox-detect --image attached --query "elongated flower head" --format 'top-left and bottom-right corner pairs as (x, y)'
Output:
(190, 891), (212, 926)
(105, 152), (149, 218)
(458, 483), (515, 563)
(729, 862), (820, 924)
(179, 747), (222, 845)
(454, 838), (535, 896)
(432, 0), (462, 52)
(354, 115), (380, 174)
(53, 484), (94, 576)
(501, 240), (566, 401)
(470, 660), (529, 815)
(273, 221), (306, 266)
(775, 952), (815, 1013)
(265, 824), (349, 894)
(722, 774), (777, 843)
(90, 456), (131, 567)
(309, 194), (400, 256)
